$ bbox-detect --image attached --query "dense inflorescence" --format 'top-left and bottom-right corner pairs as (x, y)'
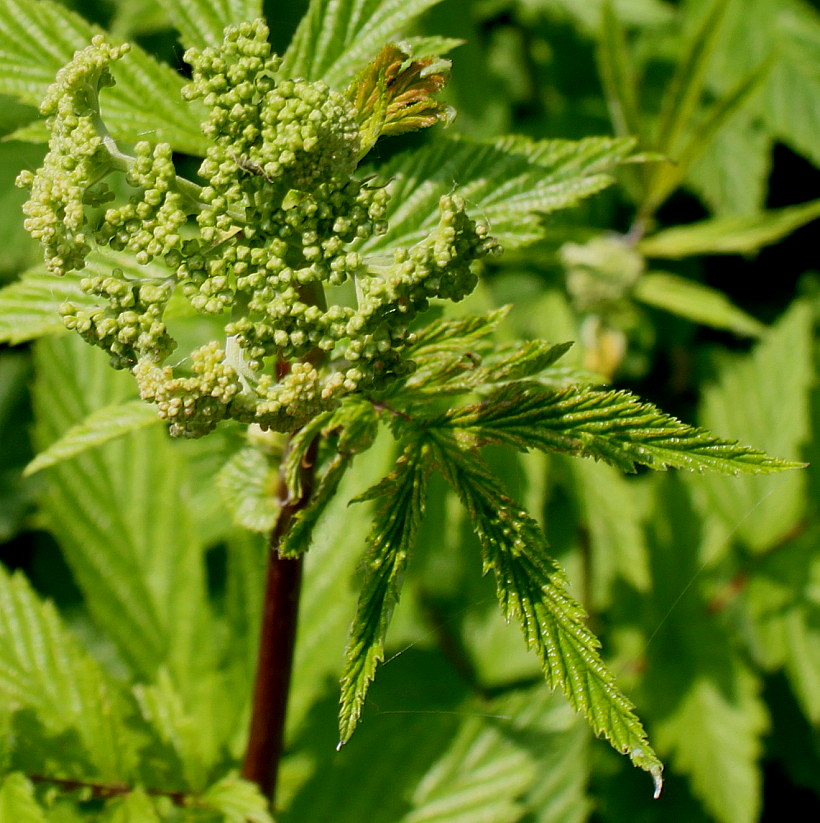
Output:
(18, 20), (497, 437)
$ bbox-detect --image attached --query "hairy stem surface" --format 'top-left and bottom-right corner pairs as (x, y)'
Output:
(241, 436), (319, 803)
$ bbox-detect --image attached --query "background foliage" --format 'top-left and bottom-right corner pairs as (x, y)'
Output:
(0, 0), (818, 821)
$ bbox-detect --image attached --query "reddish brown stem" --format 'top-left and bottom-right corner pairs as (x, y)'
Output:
(27, 774), (188, 804)
(241, 436), (318, 804)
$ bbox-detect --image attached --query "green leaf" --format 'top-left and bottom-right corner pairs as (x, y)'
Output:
(101, 790), (162, 823)
(218, 446), (281, 533)
(653, 0), (729, 156)
(400, 338), (573, 399)
(539, 0), (673, 33)
(744, 528), (820, 723)
(0, 250), (180, 345)
(763, 0), (820, 165)
(164, 0), (263, 50)
(223, 530), (267, 706)
(633, 272), (766, 337)
(361, 135), (636, 253)
(0, 0), (207, 154)
(32, 335), (214, 696)
(672, 57), (772, 193)
(281, 400), (379, 556)
(400, 696), (536, 823)
(0, 141), (41, 276)
(705, 0), (820, 168)
(694, 299), (813, 552)
(437, 383), (802, 475)
(280, 452), (351, 557)
(656, 672), (767, 823)
(564, 457), (650, 604)
(0, 774), (47, 823)
(522, 701), (591, 823)
(24, 399), (161, 476)
(287, 430), (396, 736)
(597, 1), (643, 140)
(638, 199), (820, 258)
(0, 269), (89, 344)
(429, 433), (663, 790)
(282, 0), (447, 87)
(338, 438), (430, 746)
(0, 565), (137, 780)
(644, 476), (768, 823)
(198, 775), (274, 823)
(133, 668), (220, 793)
(643, 0), (733, 212)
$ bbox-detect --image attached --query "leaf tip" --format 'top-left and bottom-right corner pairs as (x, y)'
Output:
(651, 766), (663, 799)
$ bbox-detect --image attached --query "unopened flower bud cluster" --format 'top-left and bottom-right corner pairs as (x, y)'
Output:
(18, 20), (497, 437)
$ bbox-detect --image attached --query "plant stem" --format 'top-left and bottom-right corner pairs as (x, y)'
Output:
(27, 774), (187, 805)
(241, 436), (319, 804)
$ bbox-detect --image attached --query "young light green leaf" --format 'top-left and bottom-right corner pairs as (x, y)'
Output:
(633, 272), (766, 337)
(281, 400), (380, 556)
(218, 446), (281, 533)
(338, 438), (430, 746)
(437, 383), (803, 475)
(286, 431), (396, 734)
(24, 399), (160, 476)
(643, 0), (732, 212)
(685, 106), (771, 216)
(0, 565), (138, 781)
(429, 433), (663, 791)
(282, 0), (447, 87)
(639, 199), (820, 258)
(360, 135), (637, 253)
(0, 0), (207, 154)
(0, 774), (47, 823)
(164, 0), (263, 50)
(198, 775), (274, 823)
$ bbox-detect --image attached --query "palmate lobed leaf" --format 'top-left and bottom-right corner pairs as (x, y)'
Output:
(32, 335), (214, 698)
(360, 135), (637, 253)
(428, 432), (663, 790)
(338, 438), (430, 746)
(435, 383), (803, 475)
